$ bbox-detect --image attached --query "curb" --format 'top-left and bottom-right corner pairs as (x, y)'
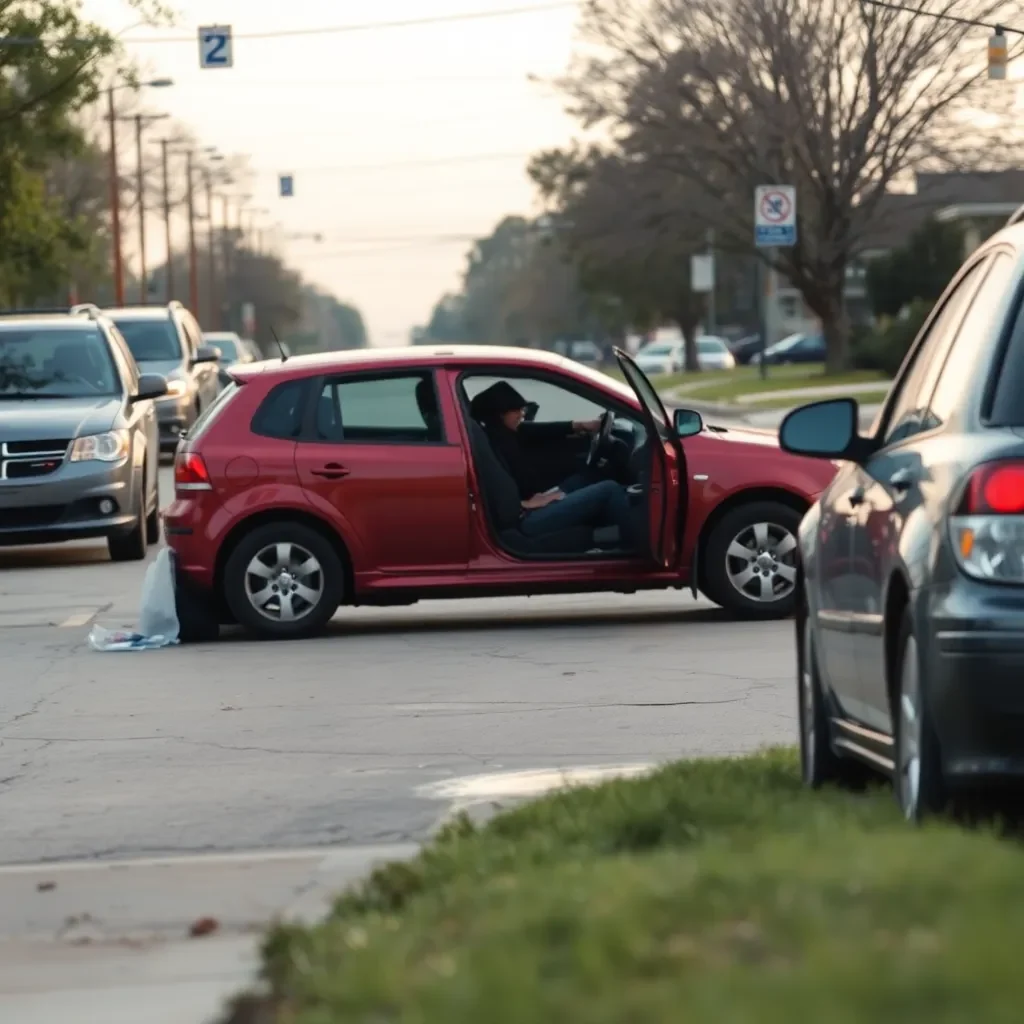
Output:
(658, 390), (749, 421)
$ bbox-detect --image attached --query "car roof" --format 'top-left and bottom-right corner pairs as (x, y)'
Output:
(104, 306), (174, 320)
(232, 343), (631, 389)
(0, 316), (99, 331)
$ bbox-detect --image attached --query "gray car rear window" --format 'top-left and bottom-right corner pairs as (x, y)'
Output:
(114, 319), (181, 362)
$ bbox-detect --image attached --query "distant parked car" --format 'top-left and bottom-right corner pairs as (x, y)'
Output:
(727, 334), (763, 365)
(0, 309), (167, 559)
(103, 301), (221, 451)
(696, 336), (737, 370)
(634, 340), (684, 375)
(752, 332), (826, 366)
(203, 330), (256, 386)
(568, 340), (603, 368)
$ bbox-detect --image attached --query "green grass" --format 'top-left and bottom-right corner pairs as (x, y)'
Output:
(676, 364), (887, 403)
(222, 751), (1024, 1024)
(743, 386), (892, 410)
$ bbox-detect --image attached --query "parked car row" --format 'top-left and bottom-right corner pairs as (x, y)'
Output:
(0, 301), (259, 561)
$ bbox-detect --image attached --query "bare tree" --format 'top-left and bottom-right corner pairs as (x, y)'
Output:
(560, 0), (1024, 369)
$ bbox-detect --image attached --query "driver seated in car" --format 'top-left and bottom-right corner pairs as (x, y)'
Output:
(472, 380), (636, 549)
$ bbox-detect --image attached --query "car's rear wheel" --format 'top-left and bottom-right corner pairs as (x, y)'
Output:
(108, 476), (147, 562)
(893, 609), (946, 821)
(224, 521), (344, 640)
(702, 500), (802, 618)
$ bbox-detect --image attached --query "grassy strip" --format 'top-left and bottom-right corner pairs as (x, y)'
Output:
(679, 365), (887, 402)
(223, 750), (1024, 1023)
(743, 387), (891, 411)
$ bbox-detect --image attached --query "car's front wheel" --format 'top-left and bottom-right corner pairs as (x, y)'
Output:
(223, 521), (345, 640)
(893, 609), (945, 821)
(108, 475), (147, 562)
(799, 612), (871, 789)
(702, 500), (802, 618)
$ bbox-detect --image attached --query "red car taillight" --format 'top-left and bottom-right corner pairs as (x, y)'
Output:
(950, 460), (1024, 583)
(174, 451), (213, 492)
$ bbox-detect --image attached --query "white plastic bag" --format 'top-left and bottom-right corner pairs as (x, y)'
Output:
(137, 546), (180, 643)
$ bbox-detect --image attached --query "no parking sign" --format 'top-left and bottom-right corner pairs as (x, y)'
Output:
(754, 186), (796, 247)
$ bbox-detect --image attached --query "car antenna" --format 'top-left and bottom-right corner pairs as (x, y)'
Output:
(269, 325), (288, 362)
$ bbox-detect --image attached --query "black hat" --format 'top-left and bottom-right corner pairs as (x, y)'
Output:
(471, 380), (527, 421)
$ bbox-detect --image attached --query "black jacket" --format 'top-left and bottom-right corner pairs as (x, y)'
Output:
(485, 420), (574, 499)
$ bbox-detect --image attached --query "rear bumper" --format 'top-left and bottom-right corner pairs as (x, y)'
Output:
(0, 459), (138, 546)
(927, 580), (1024, 781)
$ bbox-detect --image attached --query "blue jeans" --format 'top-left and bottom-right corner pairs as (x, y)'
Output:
(521, 479), (634, 546)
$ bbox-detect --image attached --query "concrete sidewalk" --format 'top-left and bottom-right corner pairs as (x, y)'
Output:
(0, 843), (416, 1024)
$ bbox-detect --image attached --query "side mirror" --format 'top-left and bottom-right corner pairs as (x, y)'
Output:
(779, 398), (861, 459)
(523, 401), (539, 422)
(131, 372), (168, 403)
(193, 344), (221, 365)
(673, 407), (704, 438)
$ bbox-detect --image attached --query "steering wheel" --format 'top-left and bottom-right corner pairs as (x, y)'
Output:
(586, 410), (615, 467)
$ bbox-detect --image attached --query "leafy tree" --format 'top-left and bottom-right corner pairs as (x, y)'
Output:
(866, 218), (965, 318)
(556, 0), (1023, 371)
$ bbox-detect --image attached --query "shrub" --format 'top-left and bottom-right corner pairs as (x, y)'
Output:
(853, 299), (932, 377)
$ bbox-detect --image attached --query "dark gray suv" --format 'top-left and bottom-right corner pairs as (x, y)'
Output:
(0, 311), (167, 560)
(104, 302), (221, 452)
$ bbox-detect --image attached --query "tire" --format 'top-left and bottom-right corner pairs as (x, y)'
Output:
(893, 608), (946, 821)
(108, 476), (147, 562)
(223, 521), (344, 640)
(145, 466), (161, 545)
(702, 500), (802, 618)
(175, 571), (221, 644)
(799, 611), (872, 789)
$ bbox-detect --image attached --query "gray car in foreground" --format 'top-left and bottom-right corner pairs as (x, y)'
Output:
(0, 312), (167, 560)
(784, 213), (1024, 821)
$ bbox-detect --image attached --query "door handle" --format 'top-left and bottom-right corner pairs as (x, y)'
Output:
(889, 467), (915, 491)
(310, 463), (350, 479)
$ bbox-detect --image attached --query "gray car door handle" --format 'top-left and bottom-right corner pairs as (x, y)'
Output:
(889, 467), (915, 490)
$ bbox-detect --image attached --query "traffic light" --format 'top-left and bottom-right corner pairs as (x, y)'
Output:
(989, 29), (1008, 80)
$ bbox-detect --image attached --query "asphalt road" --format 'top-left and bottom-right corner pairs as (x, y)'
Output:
(0, 467), (798, 867)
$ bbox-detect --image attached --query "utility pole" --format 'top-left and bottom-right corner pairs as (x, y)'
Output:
(206, 170), (218, 329)
(186, 151), (199, 315)
(107, 86), (124, 305)
(161, 139), (173, 301)
(221, 194), (231, 330)
(134, 115), (147, 302)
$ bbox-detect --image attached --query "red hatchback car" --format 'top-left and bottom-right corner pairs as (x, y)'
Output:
(164, 346), (835, 640)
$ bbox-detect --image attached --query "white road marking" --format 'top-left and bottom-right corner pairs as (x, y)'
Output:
(58, 612), (94, 628)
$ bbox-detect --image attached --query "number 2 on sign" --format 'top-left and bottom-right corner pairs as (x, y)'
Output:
(199, 26), (233, 69)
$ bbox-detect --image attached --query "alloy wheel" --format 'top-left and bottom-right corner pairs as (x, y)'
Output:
(724, 521), (798, 604)
(244, 541), (324, 623)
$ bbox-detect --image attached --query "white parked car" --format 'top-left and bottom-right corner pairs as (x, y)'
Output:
(634, 340), (684, 375)
(696, 335), (737, 370)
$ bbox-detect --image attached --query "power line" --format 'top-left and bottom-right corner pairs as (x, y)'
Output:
(121, 2), (580, 45)
(268, 150), (533, 174)
(859, 0), (1018, 32)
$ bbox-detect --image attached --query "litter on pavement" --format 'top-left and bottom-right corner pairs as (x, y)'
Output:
(88, 546), (180, 652)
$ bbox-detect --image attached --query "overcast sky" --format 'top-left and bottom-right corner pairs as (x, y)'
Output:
(83, 0), (584, 345)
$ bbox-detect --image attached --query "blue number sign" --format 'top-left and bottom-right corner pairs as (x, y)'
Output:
(199, 25), (233, 69)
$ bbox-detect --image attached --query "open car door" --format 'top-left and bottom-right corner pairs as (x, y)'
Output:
(614, 347), (683, 568)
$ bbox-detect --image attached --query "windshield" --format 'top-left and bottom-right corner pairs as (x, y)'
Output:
(769, 333), (804, 354)
(208, 338), (239, 362)
(113, 318), (182, 362)
(640, 343), (675, 356)
(0, 326), (119, 398)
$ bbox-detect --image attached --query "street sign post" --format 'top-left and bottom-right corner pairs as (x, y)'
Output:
(279, 174), (295, 198)
(753, 185), (797, 378)
(198, 25), (233, 69)
(690, 253), (714, 293)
